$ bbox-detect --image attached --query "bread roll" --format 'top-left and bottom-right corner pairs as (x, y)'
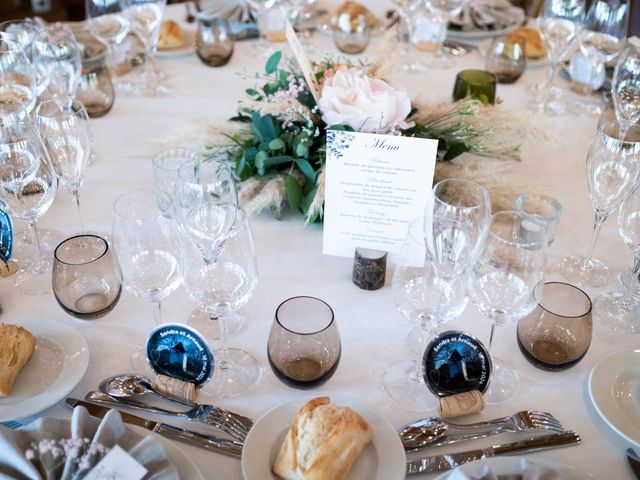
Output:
(272, 397), (373, 480)
(507, 27), (546, 59)
(158, 20), (185, 50)
(0, 324), (35, 397)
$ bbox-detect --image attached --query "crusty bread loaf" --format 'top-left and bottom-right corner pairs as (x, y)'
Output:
(272, 397), (373, 480)
(158, 20), (185, 50)
(0, 323), (35, 397)
(507, 27), (546, 59)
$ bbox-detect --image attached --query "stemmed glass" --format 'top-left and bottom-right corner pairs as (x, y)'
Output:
(470, 211), (547, 403)
(593, 184), (640, 333)
(534, 0), (585, 115)
(34, 25), (82, 107)
(0, 43), (37, 118)
(560, 121), (640, 287)
(572, 0), (629, 116)
(123, 0), (169, 96)
(382, 218), (468, 411)
(183, 209), (261, 398)
(112, 190), (183, 372)
(35, 100), (93, 231)
(85, 0), (130, 67)
(0, 119), (58, 295)
(612, 47), (640, 140)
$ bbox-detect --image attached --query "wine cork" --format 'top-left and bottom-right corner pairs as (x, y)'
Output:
(352, 248), (387, 290)
(154, 374), (197, 403)
(0, 259), (18, 277)
(267, 31), (287, 42)
(439, 390), (485, 419)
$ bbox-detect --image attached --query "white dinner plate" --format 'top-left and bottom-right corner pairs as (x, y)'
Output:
(434, 457), (598, 479)
(241, 398), (406, 480)
(157, 28), (195, 58)
(447, 7), (525, 41)
(588, 349), (640, 448)
(130, 425), (204, 479)
(0, 318), (90, 422)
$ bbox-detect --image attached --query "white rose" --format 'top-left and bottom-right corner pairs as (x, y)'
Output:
(318, 68), (412, 133)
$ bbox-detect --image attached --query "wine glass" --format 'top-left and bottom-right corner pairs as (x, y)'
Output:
(34, 25), (82, 107)
(85, 0), (130, 66)
(183, 208), (261, 398)
(151, 148), (202, 218)
(560, 121), (640, 287)
(0, 43), (37, 118)
(534, 0), (585, 115)
(0, 119), (58, 295)
(572, 0), (629, 116)
(470, 211), (547, 403)
(382, 218), (467, 411)
(593, 183), (640, 333)
(112, 190), (183, 372)
(612, 47), (640, 140)
(35, 99), (93, 231)
(123, 0), (169, 96)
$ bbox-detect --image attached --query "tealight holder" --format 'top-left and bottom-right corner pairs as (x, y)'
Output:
(334, 12), (369, 54)
(452, 70), (497, 105)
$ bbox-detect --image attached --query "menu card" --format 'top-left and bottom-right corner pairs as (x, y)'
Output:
(322, 130), (438, 261)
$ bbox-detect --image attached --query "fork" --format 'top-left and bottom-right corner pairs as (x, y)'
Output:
(1, 421), (23, 430)
(85, 391), (251, 442)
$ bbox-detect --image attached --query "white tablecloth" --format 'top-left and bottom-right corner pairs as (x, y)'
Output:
(2, 3), (639, 478)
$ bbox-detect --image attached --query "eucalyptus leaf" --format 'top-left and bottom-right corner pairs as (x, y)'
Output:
(269, 138), (285, 151)
(285, 175), (302, 210)
(295, 158), (316, 181)
(265, 51), (282, 74)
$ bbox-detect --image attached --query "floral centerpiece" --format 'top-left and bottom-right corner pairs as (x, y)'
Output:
(207, 51), (531, 222)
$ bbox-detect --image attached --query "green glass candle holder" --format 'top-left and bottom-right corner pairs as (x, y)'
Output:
(452, 69), (497, 105)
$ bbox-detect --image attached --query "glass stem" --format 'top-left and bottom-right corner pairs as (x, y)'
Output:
(488, 322), (497, 352)
(584, 212), (608, 262)
(410, 321), (435, 383)
(546, 60), (561, 101)
(72, 189), (84, 232)
(635, 257), (640, 285)
(217, 310), (232, 370)
(152, 300), (161, 326)
(28, 220), (44, 273)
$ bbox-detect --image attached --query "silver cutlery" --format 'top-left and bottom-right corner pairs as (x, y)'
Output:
(100, 374), (253, 433)
(628, 448), (640, 480)
(66, 398), (243, 458)
(406, 431), (581, 475)
(86, 391), (250, 442)
(400, 410), (564, 452)
(443, 40), (478, 57)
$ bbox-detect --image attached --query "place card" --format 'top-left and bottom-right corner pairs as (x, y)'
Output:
(84, 445), (147, 480)
(322, 130), (438, 262)
(145, 324), (213, 387)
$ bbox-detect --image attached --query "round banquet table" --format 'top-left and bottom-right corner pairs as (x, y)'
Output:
(2, 2), (639, 479)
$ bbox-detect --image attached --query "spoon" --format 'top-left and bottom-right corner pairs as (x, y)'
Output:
(99, 374), (195, 407)
(398, 417), (449, 450)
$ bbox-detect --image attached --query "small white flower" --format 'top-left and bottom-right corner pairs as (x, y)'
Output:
(318, 68), (412, 133)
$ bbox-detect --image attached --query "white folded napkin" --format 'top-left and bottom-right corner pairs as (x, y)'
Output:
(451, 0), (521, 31)
(0, 407), (178, 480)
(446, 458), (570, 479)
(199, 0), (256, 22)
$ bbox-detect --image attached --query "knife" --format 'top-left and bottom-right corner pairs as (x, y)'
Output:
(406, 431), (581, 475)
(627, 448), (640, 480)
(65, 398), (243, 458)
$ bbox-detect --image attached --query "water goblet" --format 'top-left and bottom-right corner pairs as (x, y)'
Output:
(182, 208), (261, 398)
(35, 99), (93, 232)
(533, 0), (585, 115)
(612, 47), (640, 140)
(0, 119), (58, 295)
(485, 35), (526, 84)
(470, 211), (547, 403)
(408, 4), (450, 70)
(0, 45), (37, 118)
(560, 121), (640, 287)
(85, 0), (130, 67)
(382, 218), (467, 411)
(53, 234), (122, 320)
(112, 189), (183, 372)
(196, 16), (234, 67)
(593, 184), (640, 333)
(152, 148), (202, 218)
(268, 296), (340, 388)
(517, 281), (592, 370)
(515, 193), (563, 246)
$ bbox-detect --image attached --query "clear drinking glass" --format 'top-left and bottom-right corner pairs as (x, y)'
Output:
(0, 19), (48, 97)
(0, 119), (58, 295)
(151, 148), (202, 218)
(593, 184), (640, 333)
(268, 296), (340, 388)
(470, 211), (547, 403)
(334, 12), (369, 54)
(34, 25), (82, 107)
(560, 121), (640, 287)
(196, 16), (234, 67)
(612, 47), (640, 140)
(123, 0), (168, 96)
(53, 234), (122, 320)
(517, 281), (592, 370)
(183, 209), (261, 398)
(408, 3), (451, 70)
(382, 218), (467, 411)
(0, 45), (37, 118)
(85, 0), (130, 67)
(35, 99), (93, 232)
(534, 0), (585, 115)
(572, 0), (629, 116)
(112, 190), (183, 372)
(485, 35), (527, 84)
(515, 193), (563, 246)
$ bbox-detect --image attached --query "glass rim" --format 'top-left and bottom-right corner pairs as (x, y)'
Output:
(35, 99), (88, 120)
(533, 281), (592, 318)
(489, 210), (547, 248)
(598, 120), (640, 144)
(515, 193), (563, 222)
(54, 233), (109, 265)
(112, 189), (160, 221)
(275, 295), (335, 335)
(433, 178), (490, 210)
(152, 148), (202, 171)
